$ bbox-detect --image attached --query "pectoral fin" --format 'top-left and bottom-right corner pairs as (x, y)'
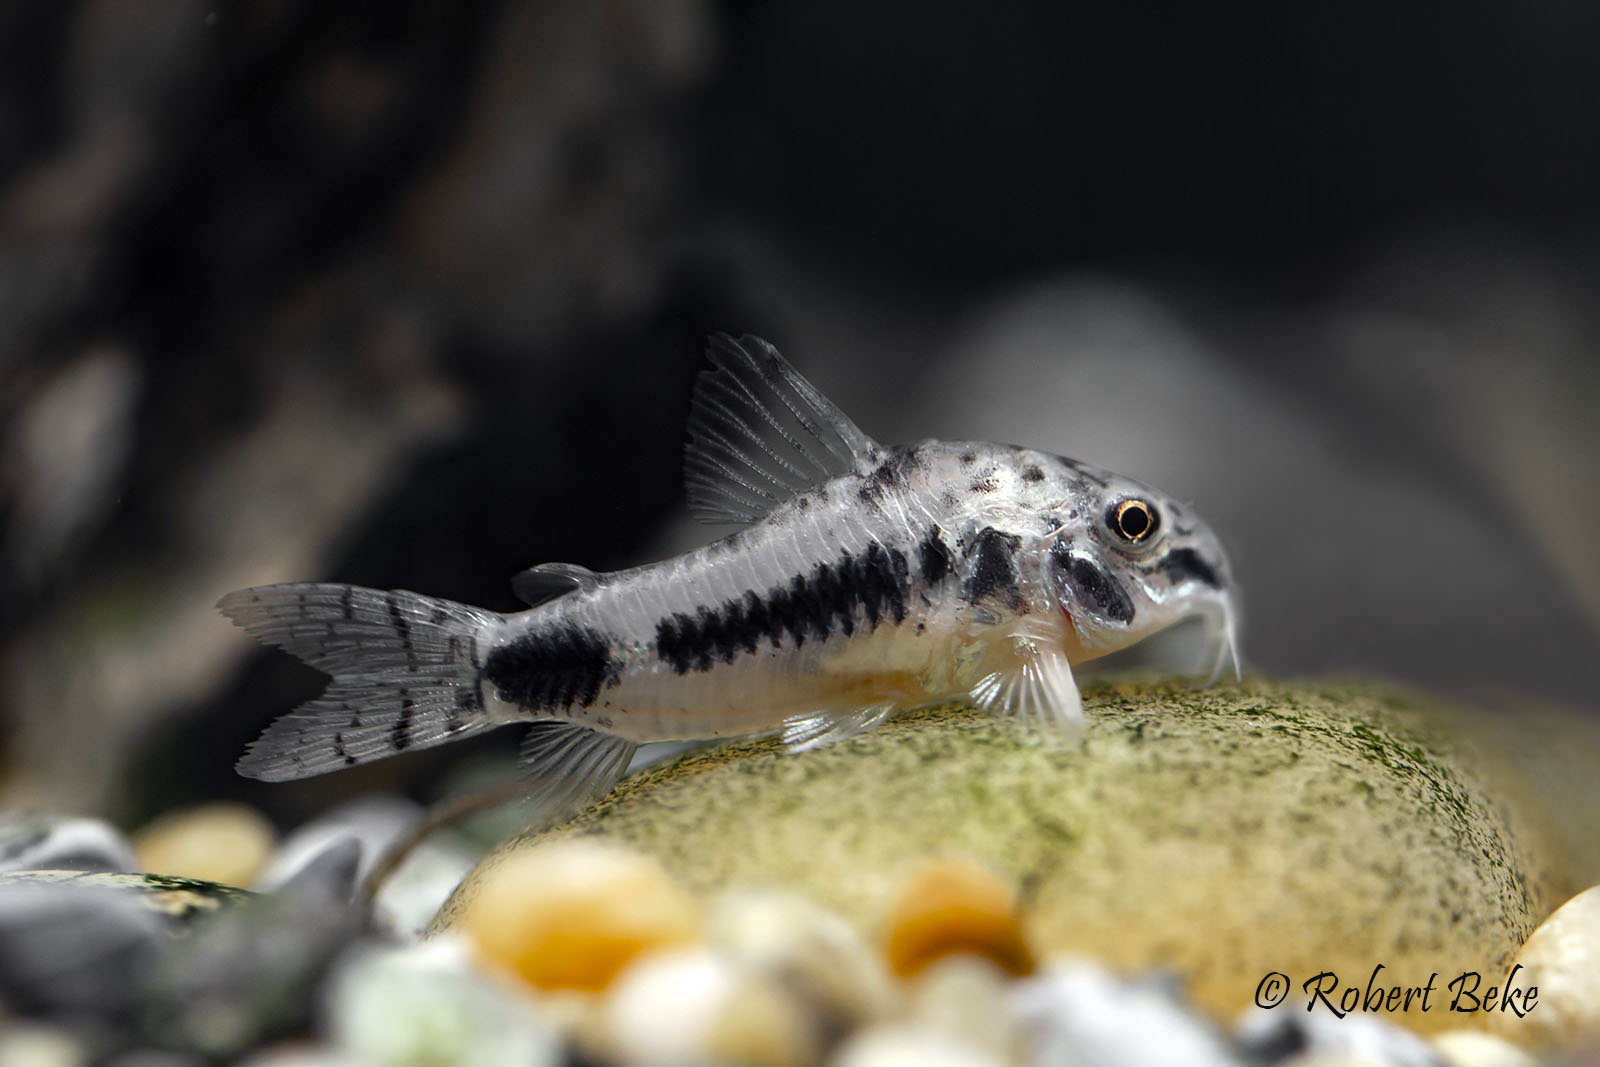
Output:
(969, 634), (1085, 736)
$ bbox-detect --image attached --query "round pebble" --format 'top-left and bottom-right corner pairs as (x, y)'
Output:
(831, 1024), (1007, 1067)
(0, 1024), (87, 1067)
(325, 940), (561, 1067)
(133, 802), (276, 887)
(881, 855), (1033, 980)
(603, 946), (818, 1067)
(1489, 883), (1600, 1052)
(0, 813), (137, 874)
(705, 887), (898, 1031)
(444, 838), (699, 992)
(1430, 1031), (1541, 1067)
(907, 956), (1021, 1064)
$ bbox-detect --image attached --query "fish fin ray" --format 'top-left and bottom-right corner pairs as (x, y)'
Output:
(518, 721), (638, 828)
(511, 563), (600, 608)
(969, 637), (1085, 736)
(684, 333), (881, 524)
(782, 704), (897, 753)
(220, 582), (501, 780)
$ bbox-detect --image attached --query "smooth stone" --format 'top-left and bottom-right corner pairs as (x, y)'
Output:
(0, 1024), (88, 1067)
(881, 855), (1032, 979)
(1488, 884), (1600, 1053)
(907, 956), (1023, 1065)
(0, 813), (137, 874)
(1235, 1007), (1439, 1066)
(323, 940), (561, 1067)
(254, 796), (421, 892)
(442, 679), (1569, 1033)
(447, 838), (699, 993)
(134, 802), (276, 887)
(602, 946), (819, 1067)
(256, 796), (478, 939)
(703, 887), (897, 1034)
(1430, 1031), (1540, 1067)
(0, 869), (250, 922)
(832, 1024), (1009, 1067)
(1014, 961), (1244, 1067)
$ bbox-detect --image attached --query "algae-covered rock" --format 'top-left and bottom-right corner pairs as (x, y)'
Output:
(438, 678), (1580, 1033)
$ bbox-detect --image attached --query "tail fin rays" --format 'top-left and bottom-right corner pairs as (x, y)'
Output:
(219, 583), (502, 781)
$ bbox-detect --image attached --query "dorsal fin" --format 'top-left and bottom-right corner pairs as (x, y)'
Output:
(511, 563), (599, 607)
(683, 333), (881, 525)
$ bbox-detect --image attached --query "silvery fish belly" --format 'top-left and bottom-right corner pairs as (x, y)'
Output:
(219, 335), (1241, 821)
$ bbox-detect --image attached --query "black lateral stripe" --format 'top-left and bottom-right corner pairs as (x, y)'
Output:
(654, 542), (912, 674)
(483, 624), (621, 711)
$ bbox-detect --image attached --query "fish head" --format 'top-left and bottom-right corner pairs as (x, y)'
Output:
(1045, 464), (1241, 680)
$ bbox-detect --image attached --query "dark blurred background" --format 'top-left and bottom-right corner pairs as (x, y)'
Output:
(2, 0), (1597, 825)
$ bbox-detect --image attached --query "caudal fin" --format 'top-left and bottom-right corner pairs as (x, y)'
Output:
(219, 582), (502, 781)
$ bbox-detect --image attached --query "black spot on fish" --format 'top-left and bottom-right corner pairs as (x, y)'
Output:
(1055, 546), (1136, 623)
(1021, 464), (1045, 483)
(960, 450), (978, 467)
(797, 496), (810, 512)
(333, 732), (352, 765)
(1159, 547), (1222, 589)
(963, 527), (1024, 610)
(387, 593), (417, 671)
(392, 694), (415, 751)
(858, 448), (915, 506)
(484, 625), (621, 710)
(1058, 456), (1110, 488)
(970, 474), (999, 494)
(919, 528), (954, 584)
(655, 544), (910, 673)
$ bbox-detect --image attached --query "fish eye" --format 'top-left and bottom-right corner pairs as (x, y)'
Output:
(1108, 498), (1158, 544)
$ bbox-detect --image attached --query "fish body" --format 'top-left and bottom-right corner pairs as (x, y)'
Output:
(221, 336), (1240, 819)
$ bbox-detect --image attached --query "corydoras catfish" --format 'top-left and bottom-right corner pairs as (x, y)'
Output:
(220, 335), (1241, 818)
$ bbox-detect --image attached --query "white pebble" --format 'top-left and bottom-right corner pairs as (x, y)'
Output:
(1014, 960), (1245, 1067)
(908, 956), (1022, 1064)
(706, 887), (898, 1027)
(0, 1024), (86, 1067)
(1490, 883), (1600, 1052)
(324, 939), (561, 1067)
(604, 946), (818, 1067)
(1430, 1030), (1540, 1067)
(831, 1023), (1007, 1067)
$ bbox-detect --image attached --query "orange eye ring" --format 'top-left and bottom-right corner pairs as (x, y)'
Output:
(1110, 498), (1157, 543)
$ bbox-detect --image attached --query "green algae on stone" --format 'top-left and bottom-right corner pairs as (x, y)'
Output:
(0, 869), (252, 923)
(438, 678), (1575, 1033)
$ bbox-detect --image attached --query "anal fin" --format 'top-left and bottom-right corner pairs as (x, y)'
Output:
(518, 721), (639, 829)
(781, 704), (897, 753)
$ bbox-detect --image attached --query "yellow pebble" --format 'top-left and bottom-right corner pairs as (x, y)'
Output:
(881, 855), (1034, 980)
(133, 801), (276, 887)
(450, 838), (699, 992)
